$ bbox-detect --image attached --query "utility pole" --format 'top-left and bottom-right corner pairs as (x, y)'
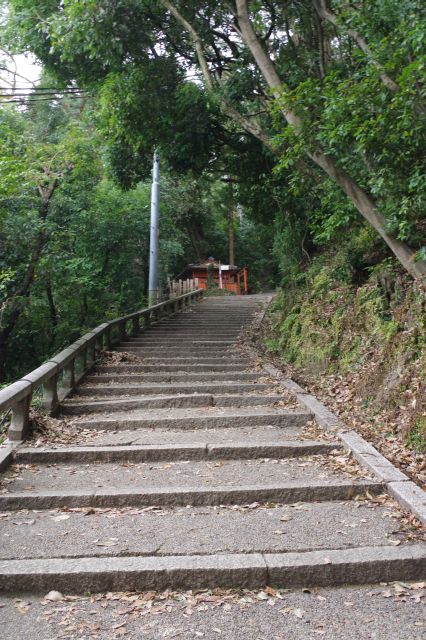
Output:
(148, 149), (160, 306)
(228, 209), (235, 265)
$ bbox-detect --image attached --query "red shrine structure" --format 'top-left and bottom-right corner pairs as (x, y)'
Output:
(175, 257), (248, 295)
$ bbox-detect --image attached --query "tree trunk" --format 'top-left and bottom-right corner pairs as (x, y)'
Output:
(186, 216), (206, 263)
(46, 280), (58, 351)
(234, 0), (426, 280)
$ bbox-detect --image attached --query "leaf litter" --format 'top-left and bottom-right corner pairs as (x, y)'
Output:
(25, 581), (426, 639)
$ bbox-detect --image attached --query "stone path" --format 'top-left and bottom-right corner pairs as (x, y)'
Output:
(0, 295), (425, 601)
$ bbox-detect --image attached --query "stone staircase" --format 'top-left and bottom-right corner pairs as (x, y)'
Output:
(0, 295), (424, 593)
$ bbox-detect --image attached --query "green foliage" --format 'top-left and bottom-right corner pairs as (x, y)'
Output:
(2, 0), (426, 393)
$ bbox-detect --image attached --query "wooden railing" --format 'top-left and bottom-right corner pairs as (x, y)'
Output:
(0, 289), (203, 443)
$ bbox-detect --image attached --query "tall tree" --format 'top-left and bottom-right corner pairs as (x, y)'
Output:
(5, 0), (426, 279)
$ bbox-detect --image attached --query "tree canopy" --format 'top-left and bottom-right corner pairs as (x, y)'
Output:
(0, 0), (425, 379)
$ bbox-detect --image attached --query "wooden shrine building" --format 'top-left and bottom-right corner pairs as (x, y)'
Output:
(175, 257), (248, 295)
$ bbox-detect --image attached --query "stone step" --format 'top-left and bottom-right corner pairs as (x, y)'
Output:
(14, 440), (338, 463)
(0, 480), (383, 510)
(173, 320), (250, 323)
(144, 322), (246, 327)
(173, 313), (254, 317)
(0, 500), (407, 561)
(92, 364), (249, 373)
(133, 329), (243, 334)
(74, 425), (308, 447)
(75, 382), (274, 397)
(146, 328), (246, 334)
(111, 358), (247, 365)
(1, 545), (422, 593)
(123, 339), (235, 345)
(151, 318), (251, 323)
(140, 330), (243, 336)
(61, 394), (289, 414)
(114, 348), (236, 356)
(73, 406), (311, 430)
(85, 372), (263, 383)
(94, 364), (252, 373)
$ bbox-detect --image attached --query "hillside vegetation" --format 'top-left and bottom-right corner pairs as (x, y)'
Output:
(263, 242), (425, 480)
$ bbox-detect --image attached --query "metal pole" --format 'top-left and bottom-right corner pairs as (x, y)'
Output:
(148, 149), (160, 306)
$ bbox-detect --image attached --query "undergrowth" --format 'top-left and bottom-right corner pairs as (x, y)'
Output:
(268, 248), (426, 454)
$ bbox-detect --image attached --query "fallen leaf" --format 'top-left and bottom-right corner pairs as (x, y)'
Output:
(45, 591), (63, 602)
(280, 514), (293, 522)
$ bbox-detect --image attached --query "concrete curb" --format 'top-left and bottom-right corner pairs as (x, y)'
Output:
(0, 545), (424, 593)
(0, 443), (17, 472)
(261, 360), (426, 524)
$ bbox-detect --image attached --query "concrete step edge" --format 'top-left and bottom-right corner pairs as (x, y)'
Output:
(74, 383), (274, 396)
(0, 545), (423, 593)
(94, 365), (250, 371)
(0, 480), (383, 510)
(84, 373), (262, 382)
(60, 394), (290, 414)
(75, 410), (311, 431)
(14, 440), (339, 463)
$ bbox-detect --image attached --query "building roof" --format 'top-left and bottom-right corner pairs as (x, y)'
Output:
(175, 259), (241, 280)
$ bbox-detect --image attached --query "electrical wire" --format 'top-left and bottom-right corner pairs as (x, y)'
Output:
(0, 93), (89, 98)
(2, 96), (93, 103)
(0, 86), (84, 91)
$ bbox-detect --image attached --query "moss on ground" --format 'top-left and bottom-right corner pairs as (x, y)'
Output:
(269, 254), (426, 451)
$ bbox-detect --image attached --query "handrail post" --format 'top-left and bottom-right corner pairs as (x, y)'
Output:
(95, 334), (103, 357)
(8, 394), (32, 441)
(62, 358), (75, 396)
(104, 326), (112, 350)
(118, 319), (126, 343)
(80, 346), (88, 372)
(132, 316), (140, 335)
(87, 340), (96, 368)
(43, 374), (59, 415)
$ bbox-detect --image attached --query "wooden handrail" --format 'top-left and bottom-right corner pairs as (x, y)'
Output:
(0, 289), (204, 442)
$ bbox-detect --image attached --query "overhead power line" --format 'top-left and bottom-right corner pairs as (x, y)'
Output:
(2, 95), (93, 104)
(0, 91), (89, 98)
(0, 86), (84, 91)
